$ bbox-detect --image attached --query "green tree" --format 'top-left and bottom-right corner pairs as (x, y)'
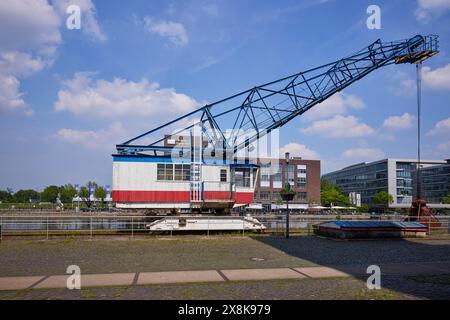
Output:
(79, 182), (98, 208)
(13, 189), (40, 203)
(357, 203), (370, 213)
(443, 194), (450, 204)
(320, 179), (349, 206)
(0, 190), (13, 203)
(372, 191), (394, 207)
(94, 186), (106, 202)
(59, 184), (77, 203)
(40, 185), (59, 203)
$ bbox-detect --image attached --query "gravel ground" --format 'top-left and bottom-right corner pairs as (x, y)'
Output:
(0, 236), (449, 277)
(2, 275), (450, 300)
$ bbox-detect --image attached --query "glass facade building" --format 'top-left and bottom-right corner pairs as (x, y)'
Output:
(419, 164), (450, 204)
(322, 159), (449, 208)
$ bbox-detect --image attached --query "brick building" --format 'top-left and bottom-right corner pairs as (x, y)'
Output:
(252, 157), (321, 211)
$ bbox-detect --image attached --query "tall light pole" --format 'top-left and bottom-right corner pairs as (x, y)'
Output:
(285, 152), (290, 239)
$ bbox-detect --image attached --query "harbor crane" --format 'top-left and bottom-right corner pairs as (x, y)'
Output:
(112, 35), (439, 219)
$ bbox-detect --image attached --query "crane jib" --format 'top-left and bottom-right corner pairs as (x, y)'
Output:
(116, 35), (439, 156)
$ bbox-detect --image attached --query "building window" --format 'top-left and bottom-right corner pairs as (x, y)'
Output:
(235, 168), (251, 187)
(296, 192), (307, 202)
(220, 169), (227, 182)
(260, 164), (270, 181)
(272, 168), (282, 188)
(157, 163), (190, 181)
(260, 192), (270, 201)
(157, 164), (165, 180)
(297, 177), (307, 188)
(287, 164), (295, 185)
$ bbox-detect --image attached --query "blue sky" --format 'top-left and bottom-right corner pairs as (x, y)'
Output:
(0, 0), (449, 190)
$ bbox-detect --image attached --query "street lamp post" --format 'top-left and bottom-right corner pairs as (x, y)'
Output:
(285, 152), (290, 239)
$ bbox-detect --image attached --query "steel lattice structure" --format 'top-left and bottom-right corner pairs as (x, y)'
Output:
(116, 35), (439, 156)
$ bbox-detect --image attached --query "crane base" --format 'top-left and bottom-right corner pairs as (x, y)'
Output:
(407, 199), (441, 228)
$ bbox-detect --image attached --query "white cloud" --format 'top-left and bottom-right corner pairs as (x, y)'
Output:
(301, 115), (375, 138)
(52, 0), (107, 41)
(280, 142), (320, 160)
(56, 122), (127, 150)
(437, 140), (450, 151)
(0, 0), (61, 54)
(0, 1), (106, 115)
(0, 75), (32, 116)
(415, 0), (450, 23)
(0, 52), (47, 115)
(54, 72), (200, 119)
(427, 117), (450, 136)
(0, 0), (62, 115)
(383, 113), (415, 130)
(422, 64), (450, 90)
(0, 52), (47, 77)
(302, 93), (365, 121)
(143, 17), (189, 46)
(388, 71), (416, 96)
(342, 148), (385, 161)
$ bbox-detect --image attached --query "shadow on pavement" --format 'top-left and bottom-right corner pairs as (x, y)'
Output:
(251, 235), (450, 299)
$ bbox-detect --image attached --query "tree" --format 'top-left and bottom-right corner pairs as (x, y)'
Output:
(443, 194), (450, 204)
(60, 184), (77, 203)
(0, 189), (13, 202)
(94, 186), (106, 202)
(79, 182), (98, 208)
(372, 191), (394, 207)
(320, 179), (349, 206)
(0, 190), (13, 203)
(40, 185), (59, 203)
(13, 189), (40, 203)
(357, 203), (370, 213)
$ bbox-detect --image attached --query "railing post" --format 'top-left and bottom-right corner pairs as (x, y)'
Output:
(0, 216), (2, 242)
(242, 219), (245, 237)
(90, 216), (93, 239)
(46, 216), (49, 240)
(207, 217), (209, 237)
(131, 217), (134, 239)
(428, 215), (431, 236)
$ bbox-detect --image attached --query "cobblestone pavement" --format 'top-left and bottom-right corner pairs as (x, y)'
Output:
(1, 275), (449, 300)
(0, 236), (449, 277)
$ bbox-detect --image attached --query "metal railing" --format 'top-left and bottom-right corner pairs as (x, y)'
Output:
(0, 214), (449, 240)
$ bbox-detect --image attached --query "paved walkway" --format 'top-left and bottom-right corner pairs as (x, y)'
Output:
(0, 261), (449, 291)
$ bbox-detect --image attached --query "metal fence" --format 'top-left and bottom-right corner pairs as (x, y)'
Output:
(0, 214), (449, 240)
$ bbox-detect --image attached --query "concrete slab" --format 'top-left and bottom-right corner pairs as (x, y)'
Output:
(34, 273), (135, 289)
(33, 275), (68, 289)
(294, 267), (350, 278)
(0, 276), (46, 291)
(221, 268), (305, 281)
(79, 273), (135, 288)
(137, 270), (224, 285)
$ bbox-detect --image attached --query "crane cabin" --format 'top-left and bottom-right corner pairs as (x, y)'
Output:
(112, 133), (259, 213)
